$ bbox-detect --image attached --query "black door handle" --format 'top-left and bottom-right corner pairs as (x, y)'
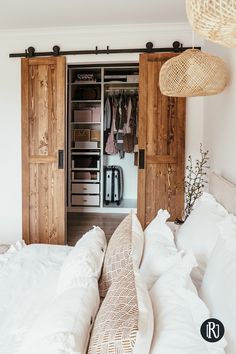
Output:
(139, 149), (145, 169)
(58, 150), (64, 169)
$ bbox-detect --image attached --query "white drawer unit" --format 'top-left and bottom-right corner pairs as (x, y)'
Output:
(72, 159), (100, 170)
(72, 183), (100, 194)
(72, 171), (100, 183)
(72, 195), (100, 206)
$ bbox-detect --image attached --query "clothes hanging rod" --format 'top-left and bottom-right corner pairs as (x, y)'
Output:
(9, 41), (201, 58)
(105, 88), (138, 92)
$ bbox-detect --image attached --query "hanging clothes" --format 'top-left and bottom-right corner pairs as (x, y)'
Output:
(115, 96), (126, 159)
(105, 114), (118, 155)
(104, 97), (112, 131)
(123, 96), (134, 153)
(123, 97), (132, 134)
(104, 90), (138, 158)
(115, 95), (127, 132)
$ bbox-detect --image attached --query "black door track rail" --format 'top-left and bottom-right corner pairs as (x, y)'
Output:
(9, 41), (200, 58)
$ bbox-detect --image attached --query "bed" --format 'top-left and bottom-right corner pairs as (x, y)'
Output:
(0, 244), (71, 353)
(0, 172), (235, 354)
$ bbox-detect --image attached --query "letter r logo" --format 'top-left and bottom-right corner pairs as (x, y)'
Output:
(201, 318), (224, 343)
(206, 322), (220, 339)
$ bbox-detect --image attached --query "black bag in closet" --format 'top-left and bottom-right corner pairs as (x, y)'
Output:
(76, 86), (101, 100)
(104, 166), (123, 205)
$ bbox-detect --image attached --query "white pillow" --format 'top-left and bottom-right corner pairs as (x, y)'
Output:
(145, 209), (176, 247)
(57, 226), (106, 294)
(140, 209), (181, 289)
(19, 281), (100, 354)
(176, 192), (228, 288)
(133, 271), (154, 354)
(131, 210), (145, 268)
(150, 252), (226, 354)
(199, 214), (236, 354)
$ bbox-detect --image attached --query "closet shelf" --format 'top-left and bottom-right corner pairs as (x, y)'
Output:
(71, 100), (101, 103)
(70, 193), (99, 195)
(104, 82), (138, 86)
(71, 179), (100, 183)
(71, 168), (100, 171)
(71, 122), (101, 125)
(70, 147), (101, 150)
(71, 152), (100, 156)
(103, 198), (137, 209)
(71, 82), (102, 85)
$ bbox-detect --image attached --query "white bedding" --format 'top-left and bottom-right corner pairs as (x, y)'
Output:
(0, 244), (71, 354)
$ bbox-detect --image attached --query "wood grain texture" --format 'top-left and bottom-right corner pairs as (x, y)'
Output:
(21, 57), (66, 245)
(137, 54), (148, 226)
(21, 59), (30, 244)
(67, 213), (126, 246)
(138, 53), (186, 227)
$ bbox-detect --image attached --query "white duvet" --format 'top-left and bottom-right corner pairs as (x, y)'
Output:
(0, 244), (71, 354)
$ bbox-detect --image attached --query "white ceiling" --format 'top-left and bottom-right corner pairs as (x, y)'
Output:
(0, 0), (188, 29)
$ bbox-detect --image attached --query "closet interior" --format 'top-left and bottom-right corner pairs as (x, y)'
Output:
(67, 64), (139, 218)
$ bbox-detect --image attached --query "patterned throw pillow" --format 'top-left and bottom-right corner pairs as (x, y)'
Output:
(88, 264), (153, 354)
(99, 212), (144, 298)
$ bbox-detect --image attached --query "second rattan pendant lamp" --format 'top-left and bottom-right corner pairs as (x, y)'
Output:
(186, 0), (236, 48)
(159, 48), (228, 97)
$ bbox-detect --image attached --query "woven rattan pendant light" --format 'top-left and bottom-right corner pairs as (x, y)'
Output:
(159, 49), (228, 97)
(186, 0), (236, 47)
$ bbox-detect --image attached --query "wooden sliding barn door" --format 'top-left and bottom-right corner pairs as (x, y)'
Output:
(21, 57), (66, 245)
(137, 53), (186, 227)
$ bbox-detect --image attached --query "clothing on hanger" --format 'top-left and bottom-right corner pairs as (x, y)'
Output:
(104, 90), (138, 158)
(104, 97), (112, 131)
(123, 97), (132, 135)
(105, 114), (117, 155)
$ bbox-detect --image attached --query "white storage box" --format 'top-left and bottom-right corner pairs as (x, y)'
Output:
(72, 194), (100, 206)
(74, 110), (92, 122)
(127, 75), (139, 83)
(72, 171), (100, 182)
(92, 107), (101, 122)
(72, 159), (100, 170)
(72, 183), (100, 194)
(74, 141), (98, 149)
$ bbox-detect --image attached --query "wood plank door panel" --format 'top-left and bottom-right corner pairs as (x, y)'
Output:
(138, 53), (186, 228)
(22, 57), (66, 245)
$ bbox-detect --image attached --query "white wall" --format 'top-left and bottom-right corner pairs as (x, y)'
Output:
(203, 41), (236, 185)
(0, 23), (203, 243)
